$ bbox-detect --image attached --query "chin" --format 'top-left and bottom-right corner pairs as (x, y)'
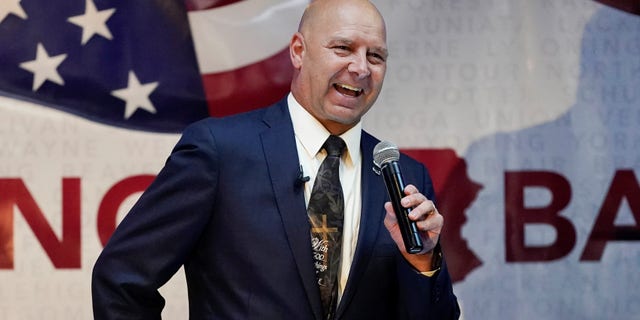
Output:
(328, 113), (361, 127)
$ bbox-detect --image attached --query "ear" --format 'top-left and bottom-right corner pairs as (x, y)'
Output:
(289, 32), (305, 69)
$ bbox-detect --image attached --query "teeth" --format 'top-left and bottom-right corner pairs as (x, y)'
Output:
(336, 84), (363, 93)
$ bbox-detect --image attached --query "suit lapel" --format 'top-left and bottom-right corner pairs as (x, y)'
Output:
(336, 132), (388, 318)
(260, 100), (323, 320)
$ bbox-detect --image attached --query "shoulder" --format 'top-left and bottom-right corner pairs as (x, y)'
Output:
(182, 98), (290, 139)
(363, 130), (433, 195)
(362, 130), (427, 173)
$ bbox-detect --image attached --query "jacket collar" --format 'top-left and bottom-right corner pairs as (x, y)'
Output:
(261, 98), (324, 319)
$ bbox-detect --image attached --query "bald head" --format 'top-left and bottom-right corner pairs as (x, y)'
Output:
(298, 0), (386, 38)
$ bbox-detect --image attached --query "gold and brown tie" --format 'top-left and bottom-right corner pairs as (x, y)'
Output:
(308, 135), (346, 320)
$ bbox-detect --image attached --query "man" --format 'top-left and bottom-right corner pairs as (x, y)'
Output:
(92, 0), (460, 319)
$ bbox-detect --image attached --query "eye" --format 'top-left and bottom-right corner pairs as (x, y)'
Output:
(368, 52), (386, 64)
(333, 45), (351, 54)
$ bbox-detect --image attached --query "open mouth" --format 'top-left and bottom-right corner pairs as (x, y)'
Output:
(334, 83), (364, 97)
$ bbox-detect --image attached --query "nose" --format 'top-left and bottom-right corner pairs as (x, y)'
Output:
(348, 51), (371, 79)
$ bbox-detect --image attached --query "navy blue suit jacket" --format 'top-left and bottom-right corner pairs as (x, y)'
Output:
(92, 98), (460, 319)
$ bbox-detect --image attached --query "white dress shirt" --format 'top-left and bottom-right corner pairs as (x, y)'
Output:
(287, 93), (362, 302)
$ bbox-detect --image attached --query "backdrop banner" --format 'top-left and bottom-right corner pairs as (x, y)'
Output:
(0, 0), (638, 319)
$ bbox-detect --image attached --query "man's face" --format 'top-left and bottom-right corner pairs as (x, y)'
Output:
(291, 1), (388, 134)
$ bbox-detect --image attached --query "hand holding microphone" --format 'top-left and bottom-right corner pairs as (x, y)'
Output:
(373, 141), (442, 259)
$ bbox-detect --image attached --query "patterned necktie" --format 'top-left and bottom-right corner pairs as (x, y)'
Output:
(308, 135), (346, 320)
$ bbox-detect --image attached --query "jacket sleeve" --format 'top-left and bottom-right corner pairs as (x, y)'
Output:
(395, 160), (461, 320)
(91, 120), (219, 319)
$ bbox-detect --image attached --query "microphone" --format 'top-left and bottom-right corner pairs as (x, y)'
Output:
(373, 141), (423, 254)
(296, 165), (310, 187)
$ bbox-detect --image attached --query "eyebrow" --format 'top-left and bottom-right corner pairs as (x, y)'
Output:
(330, 38), (389, 58)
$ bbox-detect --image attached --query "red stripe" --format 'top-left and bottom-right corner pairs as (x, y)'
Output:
(185, 0), (244, 11)
(201, 48), (293, 117)
(594, 0), (640, 15)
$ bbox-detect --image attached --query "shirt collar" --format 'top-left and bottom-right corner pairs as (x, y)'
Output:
(287, 93), (361, 166)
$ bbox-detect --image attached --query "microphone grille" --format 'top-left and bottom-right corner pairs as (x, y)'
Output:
(373, 141), (400, 167)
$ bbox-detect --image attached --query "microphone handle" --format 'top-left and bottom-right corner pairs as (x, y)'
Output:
(381, 162), (423, 254)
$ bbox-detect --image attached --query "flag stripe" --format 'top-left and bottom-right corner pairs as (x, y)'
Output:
(185, 0), (245, 11)
(188, 0), (307, 117)
(187, 0), (306, 73)
(202, 48), (292, 117)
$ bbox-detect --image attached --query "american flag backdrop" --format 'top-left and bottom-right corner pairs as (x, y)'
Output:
(0, 0), (306, 132)
(0, 0), (639, 319)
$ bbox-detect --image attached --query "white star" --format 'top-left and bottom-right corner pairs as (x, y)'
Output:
(0, 0), (27, 24)
(67, 0), (115, 45)
(19, 43), (67, 91)
(111, 71), (159, 119)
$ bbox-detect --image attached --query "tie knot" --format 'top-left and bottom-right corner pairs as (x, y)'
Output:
(323, 135), (346, 157)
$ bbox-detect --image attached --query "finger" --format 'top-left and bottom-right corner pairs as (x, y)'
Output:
(403, 184), (419, 195)
(415, 213), (443, 233)
(384, 201), (395, 216)
(383, 202), (396, 225)
(400, 192), (427, 209)
(408, 200), (437, 221)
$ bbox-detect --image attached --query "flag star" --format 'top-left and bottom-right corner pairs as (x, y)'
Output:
(111, 71), (159, 119)
(19, 43), (67, 91)
(67, 0), (115, 45)
(0, 0), (27, 24)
